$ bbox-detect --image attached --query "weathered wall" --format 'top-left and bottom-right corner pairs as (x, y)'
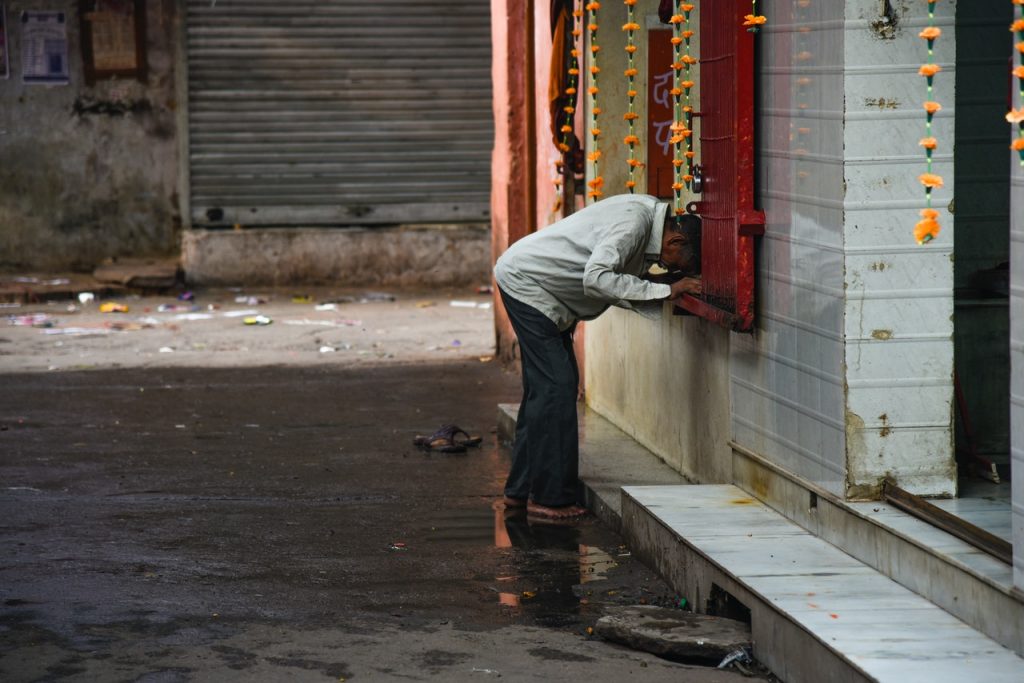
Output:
(583, 2), (731, 484)
(840, 0), (955, 497)
(183, 226), (490, 288)
(730, 0), (848, 496)
(0, 0), (181, 272)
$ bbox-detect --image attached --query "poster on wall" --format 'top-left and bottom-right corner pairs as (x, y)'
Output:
(0, 4), (9, 79)
(80, 0), (147, 84)
(21, 11), (70, 85)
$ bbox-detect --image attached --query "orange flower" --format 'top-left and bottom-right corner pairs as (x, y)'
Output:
(587, 176), (604, 189)
(591, 128), (601, 136)
(591, 45), (601, 53)
(919, 173), (944, 189)
(669, 121), (689, 132)
(623, 0), (637, 5)
(623, 112), (639, 120)
(1012, 138), (1024, 152)
(590, 65), (601, 74)
(683, 174), (694, 183)
(682, 106), (693, 113)
(743, 15), (767, 27)
(682, 55), (698, 65)
(672, 159), (685, 167)
(564, 106), (575, 114)
(625, 180), (636, 188)
(919, 64), (941, 77)
(624, 45), (638, 53)
(588, 86), (599, 95)
(585, 2), (600, 10)
(1007, 108), (1024, 123)
(627, 159), (643, 168)
(570, 49), (579, 58)
(919, 27), (941, 40)
(572, 29), (582, 37)
(588, 191), (603, 198)
(670, 87), (683, 96)
(573, 9), (584, 17)
(622, 22), (641, 31)
(683, 30), (694, 39)
(588, 23), (598, 32)
(684, 151), (695, 159)
(914, 216), (940, 245)
(797, 77), (812, 86)
(568, 68), (579, 75)
(560, 125), (573, 133)
(588, 151), (602, 161)
(565, 87), (577, 95)
(671, 182), (684, 191)
(593, 107), (602, 115)
(681, 4), (695, 12)
(681, 80), (695, 89)
(624, 68), (638, 77)
(1012, 20), (1024, 32)
(919, 137), (937, 150)
(558, 143), (571, 152)
(671, 37), (683, 45)
(623, 135), (640, 145)
(1013, 66), (1024, 79)
(670, 135), (686, 144)
(923, 101), (942, 114)
(1017, 42), (1024, 54)
(627, 89), (638, 98)
(671, 62), (684, 71)
(668, 14), (684, 24)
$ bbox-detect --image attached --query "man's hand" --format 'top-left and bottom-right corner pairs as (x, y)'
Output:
(668, 276), (702, 301)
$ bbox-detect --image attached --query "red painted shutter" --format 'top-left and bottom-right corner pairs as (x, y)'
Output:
(676, 1), (764, 332)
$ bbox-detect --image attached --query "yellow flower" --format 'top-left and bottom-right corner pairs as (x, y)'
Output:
(919, 173), (944, 189)
(743, 15), (767, 27)
(918, 64), (941, 77)
(919, 137), (937, 150)
(919, 27), (941, 40)
(923, 101), (942, 114)
(622, 22), (641, 31)
(1007, 108), (1024, 123)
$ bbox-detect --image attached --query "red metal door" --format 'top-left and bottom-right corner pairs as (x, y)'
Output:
(676, 1), (764, 332)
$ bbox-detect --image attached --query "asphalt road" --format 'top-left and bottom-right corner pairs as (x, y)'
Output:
(1, 292), (762, 682)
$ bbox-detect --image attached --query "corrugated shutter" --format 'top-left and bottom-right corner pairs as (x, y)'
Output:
(185, 0), (493, 227)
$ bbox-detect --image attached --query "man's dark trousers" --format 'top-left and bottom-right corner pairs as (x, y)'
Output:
(499, 288), (580, 507)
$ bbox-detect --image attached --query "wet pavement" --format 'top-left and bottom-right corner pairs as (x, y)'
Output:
(1, 360), (763, 681)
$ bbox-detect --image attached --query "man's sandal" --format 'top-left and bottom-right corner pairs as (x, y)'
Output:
(413, 423), (483, 453)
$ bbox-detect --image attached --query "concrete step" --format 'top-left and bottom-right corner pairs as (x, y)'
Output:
(497, 402), (687, 528)
(622, 484), (1024, 683)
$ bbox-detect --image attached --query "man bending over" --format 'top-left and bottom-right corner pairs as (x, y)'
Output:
(494, 194), (701, 519)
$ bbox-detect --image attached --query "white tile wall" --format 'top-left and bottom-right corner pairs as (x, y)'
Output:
(1011, 55), (1024, 591)
(732, 0), (848, 495)
(841, 0), (956, 497)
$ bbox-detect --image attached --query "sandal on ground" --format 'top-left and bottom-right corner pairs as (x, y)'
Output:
(413, 423), (483, 452)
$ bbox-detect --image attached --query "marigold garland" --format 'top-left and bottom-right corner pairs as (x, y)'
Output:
(586, 2), (603, 199)
(621, 0), (640, 191)
(557, 2), (584, 161)
(744, 0), (766, 33)
(668, 2), (696, 214)
(916, 0), (942, 245)
(1010, 1), (1024, 166)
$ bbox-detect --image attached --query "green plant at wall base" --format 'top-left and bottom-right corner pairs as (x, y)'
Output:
(915, 0), (943, 245)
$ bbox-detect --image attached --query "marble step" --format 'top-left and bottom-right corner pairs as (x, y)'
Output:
(622, 484), (1024, 683)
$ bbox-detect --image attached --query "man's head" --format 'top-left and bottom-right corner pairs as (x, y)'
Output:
(660, 213), (701, 274)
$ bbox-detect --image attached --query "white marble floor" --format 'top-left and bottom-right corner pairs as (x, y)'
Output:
(626, 484), (1024, 682)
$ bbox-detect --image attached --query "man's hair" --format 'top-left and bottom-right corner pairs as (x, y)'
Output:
(665, 213), (701, 275)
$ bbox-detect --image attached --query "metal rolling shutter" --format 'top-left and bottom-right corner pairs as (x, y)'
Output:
(185, 0), (492, 227)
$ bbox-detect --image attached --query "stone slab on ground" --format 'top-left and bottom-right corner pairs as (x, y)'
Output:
(595, 605), (751, 663)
